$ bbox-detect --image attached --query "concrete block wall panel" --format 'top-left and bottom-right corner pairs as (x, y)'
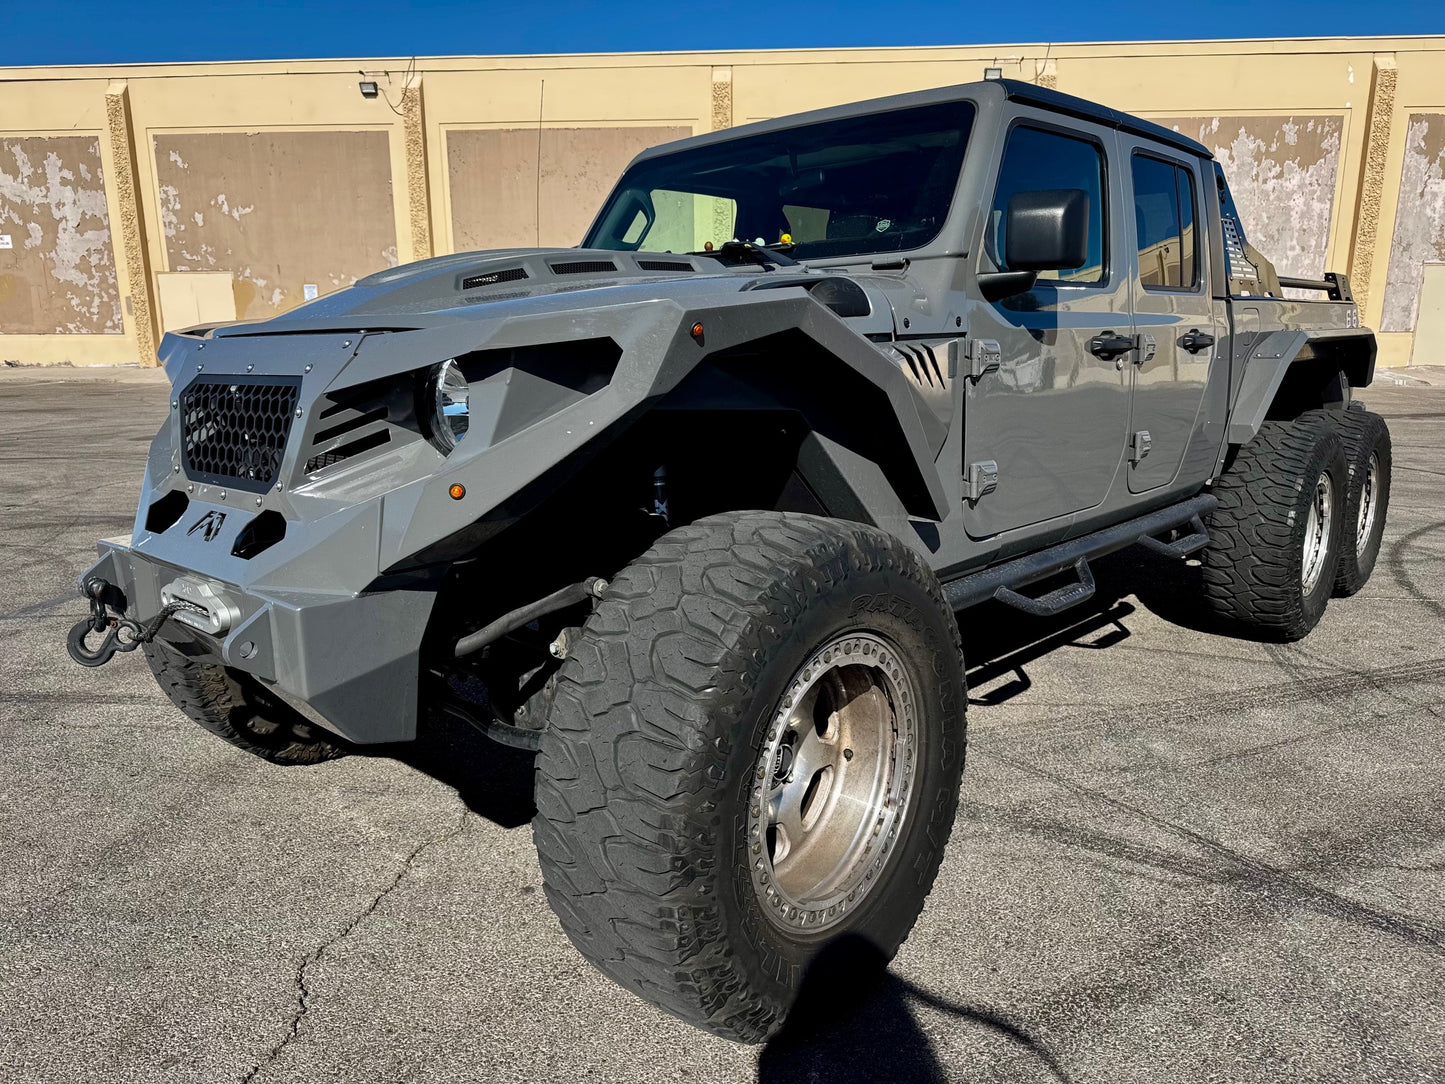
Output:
(445, 126), (690, 251)
(151, 130), (398, 320)
(1363, 47), (1445, 365)
(420, 64), (713, 255)
(1381, 115), (1445, 333)
(0, 134), (121, 335)
(0, 76), (138, 364)
(1155, 115), (1345, 282)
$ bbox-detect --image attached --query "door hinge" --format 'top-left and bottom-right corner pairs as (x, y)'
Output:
(1130, 430), (1152, 465)
(965, 459), (999, 503)
(951, 338), (1001, 382)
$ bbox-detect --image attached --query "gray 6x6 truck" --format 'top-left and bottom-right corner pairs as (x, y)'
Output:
(68, 79), (1388, 1041)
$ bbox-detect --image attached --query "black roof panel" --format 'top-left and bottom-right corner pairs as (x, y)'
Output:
(995, 79), (1212, 159)
(627, 79), (1213, 166)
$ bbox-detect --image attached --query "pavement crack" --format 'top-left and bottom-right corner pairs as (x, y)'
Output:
(238, 807), (470, 1083)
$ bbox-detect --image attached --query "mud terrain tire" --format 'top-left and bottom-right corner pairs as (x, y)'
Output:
(1333, 405), (1391, 597)
(532, 512), (966, 1042)
(1201, 410), (1348, 641)
(144, 639), (350, 764)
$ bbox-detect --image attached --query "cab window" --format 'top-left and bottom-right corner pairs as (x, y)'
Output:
(986, 125), (1107, 285)
(1132, 154), (1198, 290)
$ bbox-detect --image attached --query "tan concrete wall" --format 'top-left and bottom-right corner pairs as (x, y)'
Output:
(1, 37), (1443, 367)
(446, 125), (690, 250)
(0, 133), (120, 334)
(152, 130), (397, 320)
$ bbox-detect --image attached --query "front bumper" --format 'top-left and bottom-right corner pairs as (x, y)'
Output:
(80, 537), (435, 744)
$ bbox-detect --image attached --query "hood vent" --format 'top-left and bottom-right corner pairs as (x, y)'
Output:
(461, 267), (528, 290)
(638, 259), (695, 272)
(550, 259), (617, 275)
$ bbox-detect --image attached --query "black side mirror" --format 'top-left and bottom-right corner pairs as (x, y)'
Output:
(1005, 189), (1090, 271)
(977, 188), (1091, 300)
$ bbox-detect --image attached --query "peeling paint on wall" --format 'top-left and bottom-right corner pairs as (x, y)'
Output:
(152, 131), (397, 321)
(1382, 115), (1445, 333)
(0, 136), (121, 335)
(1157, 115), (1343, 281)
(447, 126), (690, 251)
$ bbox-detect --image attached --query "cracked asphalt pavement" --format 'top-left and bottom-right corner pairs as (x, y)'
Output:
(2, 370), (1443, 1083)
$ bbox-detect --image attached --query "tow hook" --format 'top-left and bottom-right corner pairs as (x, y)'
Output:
(65, 578), (180, 668)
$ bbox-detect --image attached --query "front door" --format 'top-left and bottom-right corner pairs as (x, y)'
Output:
(1122, 143), (1220, 493)
(962, 115), (1132, 539)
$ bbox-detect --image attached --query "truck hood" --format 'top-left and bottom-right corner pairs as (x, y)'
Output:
(201, 247), (880, 335)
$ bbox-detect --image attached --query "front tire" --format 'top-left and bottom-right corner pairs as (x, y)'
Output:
(532, 512), (966, 1042)
(1201, 411), (1348, 641)
(144, 639), (350, 764)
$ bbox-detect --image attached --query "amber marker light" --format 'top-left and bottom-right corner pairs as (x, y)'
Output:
(449, 483), (467, 500)
(690, 322), (705, 340)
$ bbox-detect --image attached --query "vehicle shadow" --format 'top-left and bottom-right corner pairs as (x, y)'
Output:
(757, 935), (1073, 1083)
(960, 542), (1237, 706)
(380, 707), (538, 828)
(382, 547), (1209, 823)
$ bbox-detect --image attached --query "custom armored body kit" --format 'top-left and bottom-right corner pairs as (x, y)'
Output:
(69, 79), (1386, 1039)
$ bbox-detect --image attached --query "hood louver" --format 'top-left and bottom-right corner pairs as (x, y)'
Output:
(461, 267), (528, 290)
(550, 259), (617, 275)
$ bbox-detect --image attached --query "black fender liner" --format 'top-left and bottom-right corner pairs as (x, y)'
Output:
(1227, 328), (1376, 445)
(656, 300), (949, 522)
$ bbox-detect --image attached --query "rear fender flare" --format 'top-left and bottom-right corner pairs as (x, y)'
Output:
(1225, 329), (1376, 446)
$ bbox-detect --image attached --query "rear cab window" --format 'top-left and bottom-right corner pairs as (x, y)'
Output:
(1131, 153), (1200, 291)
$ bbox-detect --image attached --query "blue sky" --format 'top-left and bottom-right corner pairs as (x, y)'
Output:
(3, 0), (1443, 66)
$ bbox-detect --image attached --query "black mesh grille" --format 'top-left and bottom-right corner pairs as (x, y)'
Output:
(637, 260), (694, 272)
(550, 260), (616, 275)
(461, 266), (528, 290)
(180, 376), (301, 491)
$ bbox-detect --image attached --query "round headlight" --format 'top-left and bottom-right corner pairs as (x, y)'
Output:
(430, 359), (469, 452)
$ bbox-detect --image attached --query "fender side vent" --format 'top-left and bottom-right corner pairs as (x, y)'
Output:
(895, 343), (946, 388)
(461, 267), (528, 290)
(318, 383), (384, 420)
(304, 428), (391, 474)
(637, 260), (695, 272)
(144, 490), (190, 534)
(313, 405), (387, 444)
(550, 259), (617, 275)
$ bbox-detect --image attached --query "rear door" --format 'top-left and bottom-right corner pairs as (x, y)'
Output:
(1121, 143), (1220, 493)
(962, 114), (1133, 539)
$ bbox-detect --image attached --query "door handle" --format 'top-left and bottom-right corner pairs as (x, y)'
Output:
(1179, 328), (1216, 354)
(1088, 332), (1135, 360)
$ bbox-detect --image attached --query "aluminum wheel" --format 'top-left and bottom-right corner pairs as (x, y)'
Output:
(1355, 451), (1380, 558)
(747, 632), (918, 932)
(1301, 469), (1335, 594)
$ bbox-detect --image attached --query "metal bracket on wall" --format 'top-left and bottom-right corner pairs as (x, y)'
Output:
(965, 459), (999, 503)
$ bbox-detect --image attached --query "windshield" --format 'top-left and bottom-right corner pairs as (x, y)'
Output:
(583, 100), (975, 260)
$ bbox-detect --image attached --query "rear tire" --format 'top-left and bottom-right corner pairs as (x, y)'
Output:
(532, 512), (966, 1042)
(1201, 411), (1348, 641)
(144, 639), (350, 764)
(1332, 406), (1391, 597)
